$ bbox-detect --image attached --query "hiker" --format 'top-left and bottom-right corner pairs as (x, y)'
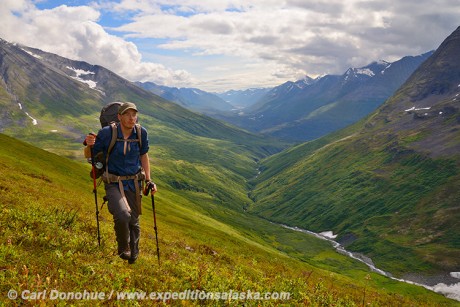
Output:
(84, 102), (157, 264)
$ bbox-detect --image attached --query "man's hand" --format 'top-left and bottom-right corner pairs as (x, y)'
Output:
(84, 133), (96, 146)
(143, 180), (157, 195)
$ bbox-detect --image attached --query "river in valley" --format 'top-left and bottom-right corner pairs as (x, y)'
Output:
(280, 224), (460, 301)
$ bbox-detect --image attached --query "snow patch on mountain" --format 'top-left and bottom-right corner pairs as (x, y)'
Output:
(405, 106), (432, 112)
(18, 103), (38, 125)
(344, 67), (375, 80)
(66, 66), (97, 89)
(356, 68), (375, 77)
(21, 48), (42, 59)
(381, 63), (392, 74)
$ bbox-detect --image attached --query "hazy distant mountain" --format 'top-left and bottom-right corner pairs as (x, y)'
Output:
(136, 81), (235, 114)
(136, 52), (431, 143)
(136, 82), (271, 114)
(215, 88), (272, 109)
(214, 52), (433, 142)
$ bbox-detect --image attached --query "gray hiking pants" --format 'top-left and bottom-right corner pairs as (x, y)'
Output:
(105, 183), (140, 256)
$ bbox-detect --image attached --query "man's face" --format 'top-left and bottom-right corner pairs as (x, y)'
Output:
(118, 109), (138, 129)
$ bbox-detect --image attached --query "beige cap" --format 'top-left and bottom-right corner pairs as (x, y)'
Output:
(118, 102), (138, 115)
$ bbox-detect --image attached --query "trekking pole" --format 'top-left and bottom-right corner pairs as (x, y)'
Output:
(152, 193), (160, 266)
(90, 144), (101, 247)
(144, 182), (160, 265)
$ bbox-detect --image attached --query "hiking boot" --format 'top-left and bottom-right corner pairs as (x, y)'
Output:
(119, 249), (131, 260)
(128, 253), (138, 264)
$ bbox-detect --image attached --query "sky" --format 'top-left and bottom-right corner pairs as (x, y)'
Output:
(1, 0), (459, 92)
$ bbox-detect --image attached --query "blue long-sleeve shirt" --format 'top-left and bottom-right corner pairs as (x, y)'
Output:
(93, 124), (149, 191)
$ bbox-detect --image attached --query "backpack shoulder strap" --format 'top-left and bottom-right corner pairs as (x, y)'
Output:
(107, 122), (118, 156)
(104, 122), (118, 181)
(108, 123), (142, 155)
(135, 124), (142, 149)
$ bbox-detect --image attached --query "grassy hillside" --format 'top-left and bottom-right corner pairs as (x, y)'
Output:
(1, 134), (457, 306)
(249, 116), (460, 277)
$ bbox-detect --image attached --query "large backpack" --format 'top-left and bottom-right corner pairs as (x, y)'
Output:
(100, 101), (122, 128)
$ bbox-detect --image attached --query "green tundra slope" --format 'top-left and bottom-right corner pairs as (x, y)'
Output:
(1, 134), (457, 306)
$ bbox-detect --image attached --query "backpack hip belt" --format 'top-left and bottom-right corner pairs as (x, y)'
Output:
(103, 169), (146, 214)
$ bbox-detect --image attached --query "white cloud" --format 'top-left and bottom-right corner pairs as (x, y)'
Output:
(1, 0), (459, 91)
(108, 0), (460, 90)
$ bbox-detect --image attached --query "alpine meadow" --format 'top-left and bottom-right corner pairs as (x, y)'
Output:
(1, 25), (460, 307)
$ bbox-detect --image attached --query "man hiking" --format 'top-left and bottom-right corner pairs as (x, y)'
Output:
(85, 102), (157, 264)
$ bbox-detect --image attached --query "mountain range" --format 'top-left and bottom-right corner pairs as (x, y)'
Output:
(215, 88), (272, 109)
(134, 83), (272, 115)
(1, 24), (460, 301)
(134, 81), (236, 114)
(237, 52), (434, 141)
(137, 52), (433, 142)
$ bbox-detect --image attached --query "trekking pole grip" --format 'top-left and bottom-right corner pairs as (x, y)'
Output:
(143, 180), (155, 196)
